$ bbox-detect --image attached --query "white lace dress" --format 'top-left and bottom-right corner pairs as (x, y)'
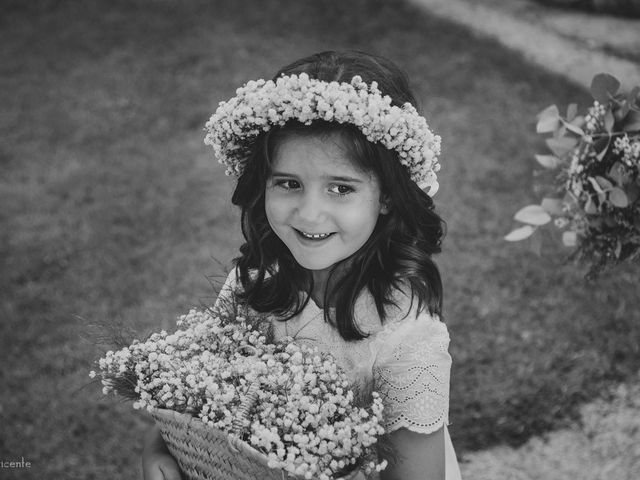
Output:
(214, 269), (462, 480)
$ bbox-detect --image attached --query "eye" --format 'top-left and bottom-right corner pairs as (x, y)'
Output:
(274, 179), (301, 190)
(329, 184), (354, 196)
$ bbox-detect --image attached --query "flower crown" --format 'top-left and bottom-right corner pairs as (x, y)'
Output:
(204, 73), (442, 195)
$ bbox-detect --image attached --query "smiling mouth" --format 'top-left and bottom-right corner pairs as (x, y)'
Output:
(294, 229), (335, 240)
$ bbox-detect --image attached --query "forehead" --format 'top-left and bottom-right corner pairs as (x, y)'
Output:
(271, 133), (371, 179)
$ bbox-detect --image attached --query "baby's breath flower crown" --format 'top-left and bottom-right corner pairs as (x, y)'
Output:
(204, 73), (442, 195)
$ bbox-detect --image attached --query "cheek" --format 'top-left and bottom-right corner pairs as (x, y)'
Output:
(264, 193), (276, 225)
(264, 192), (288, 226)
(338, 199), (381, 234)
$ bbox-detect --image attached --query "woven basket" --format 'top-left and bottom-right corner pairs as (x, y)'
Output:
(151, 408), (288, 480)
(151, 383), (360, 480)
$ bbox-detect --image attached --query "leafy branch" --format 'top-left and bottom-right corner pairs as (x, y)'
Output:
(506, 73), (640, 277)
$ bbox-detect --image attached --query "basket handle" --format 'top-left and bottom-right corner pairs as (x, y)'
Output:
(228, 347), (261, 452)
(231, 379), (260, 434)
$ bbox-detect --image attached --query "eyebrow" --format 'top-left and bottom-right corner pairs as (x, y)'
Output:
(270, 171), (364, 183)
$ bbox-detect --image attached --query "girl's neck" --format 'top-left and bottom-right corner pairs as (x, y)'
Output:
(309, 270), (330, 309)
(309, 260), (352, 309)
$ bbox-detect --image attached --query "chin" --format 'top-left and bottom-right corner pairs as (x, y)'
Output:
(292, 256), (336, 272)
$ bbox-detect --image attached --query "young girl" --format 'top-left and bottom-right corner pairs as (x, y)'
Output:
(142, 50), (461, 480)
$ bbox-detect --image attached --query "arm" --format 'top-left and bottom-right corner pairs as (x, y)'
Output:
(141, 425), (182, 480)
(380, 427), (445, 480)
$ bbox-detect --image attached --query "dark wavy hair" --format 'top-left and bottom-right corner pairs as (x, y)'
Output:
(230, 50), (445, 340)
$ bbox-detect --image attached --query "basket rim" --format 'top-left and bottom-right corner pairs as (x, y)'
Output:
(150, 408), (273, 466)
(150, 407), (362, 480)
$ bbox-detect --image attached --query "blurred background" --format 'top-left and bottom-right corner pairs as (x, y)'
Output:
(1, 0), (638, 479)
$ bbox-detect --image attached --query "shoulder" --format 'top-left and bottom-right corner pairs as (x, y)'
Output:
(383, 281), (447, 336)
(353, 280), (445, 338)
(212, 266), (249, 316)
(217, 265), (268, 294)
(372, 281), (451, 365)
(216, 266), (243, 297)
(213, 266), (280, 316)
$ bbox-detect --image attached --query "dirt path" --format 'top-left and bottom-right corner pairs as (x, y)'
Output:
(407, 0), (640, 89)
(458, 374), (640, 479)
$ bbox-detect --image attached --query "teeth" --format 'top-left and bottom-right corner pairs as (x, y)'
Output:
(300, 231), (332, 239)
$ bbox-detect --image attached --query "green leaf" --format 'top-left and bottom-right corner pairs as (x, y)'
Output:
(590, 73), (620, 104)
(615, 240), (622, 259)
(536, 105), (561, 133)
(608, 162), (627, 185)
(604, 110), (615, 133)
(541, 197), (564, 215)
(585, 196), (598, 214)
(562, 192), (576, 204)
(562, 120), (585, 136)
(595, 137), (611, 161)
(562, 231), (577, 247)
(514, 205), (552, 226)
(619, 99), (631, 118)
(545, 136), (578, 157)
(588, 177), (605, 193)
(557, 124), (567, 138)
(595, 176), (613, 191)
(628, 86), (640, 105)
(530, 230), (542, 257)
(505, 225), (536, 242)
(623, 110), (640, 132)
(598, 192), (607, 204)
(566, 103), (578, 121)
(535, 154), (562, 169)
(627, 183), (640, 203)
(570, 115), (585, 128)
(609, 187), (629, 208)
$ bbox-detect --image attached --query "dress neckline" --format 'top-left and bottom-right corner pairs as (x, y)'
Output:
(299, 291), (334, 313)
(308, 297), (324, 310)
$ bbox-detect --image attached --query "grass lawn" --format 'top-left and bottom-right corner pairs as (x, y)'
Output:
(1, 0), (639, 478)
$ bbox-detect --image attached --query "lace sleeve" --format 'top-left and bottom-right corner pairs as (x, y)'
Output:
(372, 304), (451, 435)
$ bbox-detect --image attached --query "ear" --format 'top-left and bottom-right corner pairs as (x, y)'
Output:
(379, 196), (391, 215)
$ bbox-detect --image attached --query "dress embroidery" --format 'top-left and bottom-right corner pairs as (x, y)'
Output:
(371, 316), (451, 434)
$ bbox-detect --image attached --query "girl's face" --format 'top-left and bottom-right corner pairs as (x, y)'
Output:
(265, 133), (388, 277)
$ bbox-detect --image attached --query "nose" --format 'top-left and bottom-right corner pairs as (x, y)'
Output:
(295, 190), (326, 224)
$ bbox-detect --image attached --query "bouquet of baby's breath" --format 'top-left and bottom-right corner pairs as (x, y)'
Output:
(506, 73), (640, 277)
(90, 307), (387, 480)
